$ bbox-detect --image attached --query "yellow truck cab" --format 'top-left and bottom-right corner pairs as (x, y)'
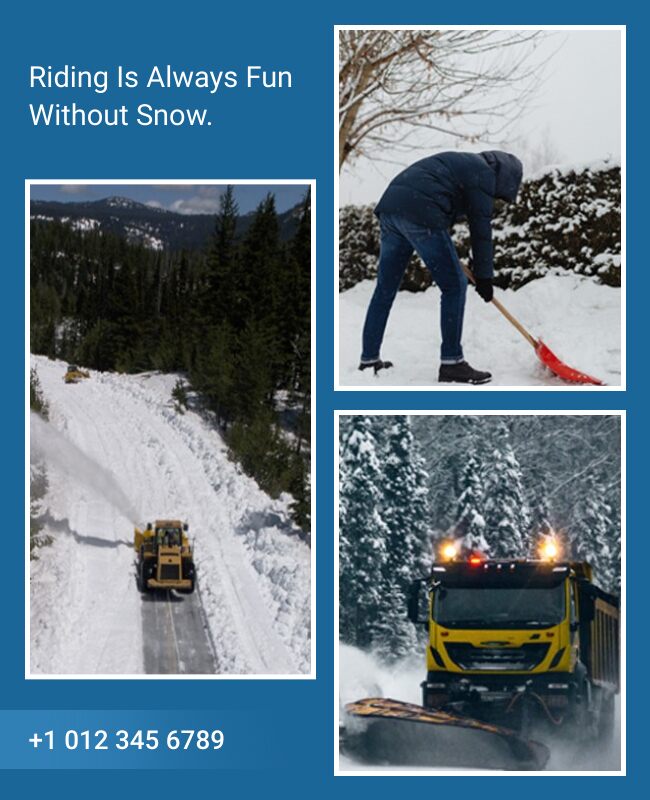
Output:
(134, 519), (195, 593)
(408, 546), (619, 740)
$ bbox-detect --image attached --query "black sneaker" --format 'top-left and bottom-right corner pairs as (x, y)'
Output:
(358, 359), (394, 375)
(438, 361), (492, 385)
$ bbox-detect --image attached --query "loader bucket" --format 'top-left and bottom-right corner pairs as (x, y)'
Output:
(535, 340), (605, 386)
(341, 698), (549, 771)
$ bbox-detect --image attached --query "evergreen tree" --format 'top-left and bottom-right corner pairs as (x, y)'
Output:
(339, 416), (389, 648)
(571, 474), (617, 593)
(190, 321), (236, 426)
(413, 414), (483, 529)
(373, 416), (430, 660)
(482, 421), (532, 557)
(30, 368), (49, 419)
(290, 469), (311, 533)
(533, 489), (553, 537)
(205, 185), (239, 319)
(229, 317), (276, 420)
(30, 282), (60, 357)
(282, 192), (311, 390)
(454, 452), (488, 553)
(229, 408), (296, 498)
(239, 194), (282, 327)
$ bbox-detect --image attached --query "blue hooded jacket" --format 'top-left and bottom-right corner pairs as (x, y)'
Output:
(374, 151), (523, 278)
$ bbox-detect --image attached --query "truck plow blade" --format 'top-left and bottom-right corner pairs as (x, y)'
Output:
(342, 698), (549, 771)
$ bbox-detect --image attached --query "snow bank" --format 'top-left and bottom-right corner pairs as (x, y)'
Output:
(338, 273), (621, 387)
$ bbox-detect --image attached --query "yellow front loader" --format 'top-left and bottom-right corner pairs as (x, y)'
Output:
(134, 519), (195, 593)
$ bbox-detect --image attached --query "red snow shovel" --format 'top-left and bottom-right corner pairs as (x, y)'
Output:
(462, 265), (605, 386)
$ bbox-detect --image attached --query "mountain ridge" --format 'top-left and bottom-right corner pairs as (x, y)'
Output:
(30, 194), (305, 251)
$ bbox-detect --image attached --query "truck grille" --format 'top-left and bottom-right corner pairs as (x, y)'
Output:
(160, 564), (180, 581)
(444, 642), (550, 671)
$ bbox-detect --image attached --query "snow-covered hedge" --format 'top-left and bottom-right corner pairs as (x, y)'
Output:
(339, 159), (621, 291)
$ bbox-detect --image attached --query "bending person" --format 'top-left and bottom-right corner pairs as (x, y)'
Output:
(359, 150), (523, 385)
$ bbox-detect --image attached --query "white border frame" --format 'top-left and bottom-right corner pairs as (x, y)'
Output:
(334, 410), (626, 776)
(334, 25), (626, 392)
(26, 178), (316, 681)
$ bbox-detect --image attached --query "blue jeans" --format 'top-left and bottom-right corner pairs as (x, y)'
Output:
(361, 213), (468, 364)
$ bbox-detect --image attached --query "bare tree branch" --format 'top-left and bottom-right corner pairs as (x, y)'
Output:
(339, 29), (553, 171)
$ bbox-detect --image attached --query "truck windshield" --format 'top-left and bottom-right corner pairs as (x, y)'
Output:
(433, 584), (566, 629)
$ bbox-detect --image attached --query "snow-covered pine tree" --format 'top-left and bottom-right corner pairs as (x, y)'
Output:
(571, 474), (618, 594)
(482, 420), (532, 557)
(529, 487), (569, 559)
(373, 416), (431, 660)
(339, 416), (389, 648)
(533, 489), (553, 537)
(604, 480), (621, 596)
(454, 452), (489, 553)
(412, 414), (483, 533)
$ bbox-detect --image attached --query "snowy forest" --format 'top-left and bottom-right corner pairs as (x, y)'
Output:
(30, 188), (311, 530)
(339, 414), (621, 661)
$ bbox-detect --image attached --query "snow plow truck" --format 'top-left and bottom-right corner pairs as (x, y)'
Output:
(412, 542), (619, 736)
(63, 364), (90, 383)
(134, 520), (196, 593)
(342, 539), (619, 769)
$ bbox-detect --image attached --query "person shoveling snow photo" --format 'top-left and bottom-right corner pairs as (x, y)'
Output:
(359, 150), (523, 384)
(340, 28), (623, 389)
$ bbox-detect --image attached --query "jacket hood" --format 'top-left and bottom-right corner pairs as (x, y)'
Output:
(481, 151), (523, 202)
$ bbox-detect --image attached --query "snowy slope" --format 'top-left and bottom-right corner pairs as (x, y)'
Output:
(29, 356), (311, 675)
(338, 273), (621, 387)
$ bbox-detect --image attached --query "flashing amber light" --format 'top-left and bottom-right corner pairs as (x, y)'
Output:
(441, 543), (458, 561)
(540, 538), (559, 561)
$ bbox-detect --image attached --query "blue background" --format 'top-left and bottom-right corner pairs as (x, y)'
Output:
(4, 0), (640, 790)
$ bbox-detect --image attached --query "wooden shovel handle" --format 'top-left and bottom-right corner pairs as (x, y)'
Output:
(460, 263), (539, 349)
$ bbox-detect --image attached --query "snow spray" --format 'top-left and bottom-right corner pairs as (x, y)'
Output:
(30, 412), (140, 523)
(339, 645), (621, 772)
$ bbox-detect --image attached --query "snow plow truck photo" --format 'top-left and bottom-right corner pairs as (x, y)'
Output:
(63, 364), (90, 384)
(343, 538), (620, 770)
(134, 520), (196, 594)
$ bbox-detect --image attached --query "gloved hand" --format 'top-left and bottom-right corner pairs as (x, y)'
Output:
(475, 277), (493, 303)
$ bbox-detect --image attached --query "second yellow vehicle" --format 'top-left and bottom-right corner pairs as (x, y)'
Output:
(63, 364), (90, 384)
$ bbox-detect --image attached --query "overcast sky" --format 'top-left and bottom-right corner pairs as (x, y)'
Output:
(340, 29), (622, 206)
(30, 183), (309, 215)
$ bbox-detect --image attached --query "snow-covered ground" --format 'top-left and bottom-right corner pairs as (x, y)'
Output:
(338, 273), (621, 387)
(338, 644), (622, 772)
(29, 356), (311, 675)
